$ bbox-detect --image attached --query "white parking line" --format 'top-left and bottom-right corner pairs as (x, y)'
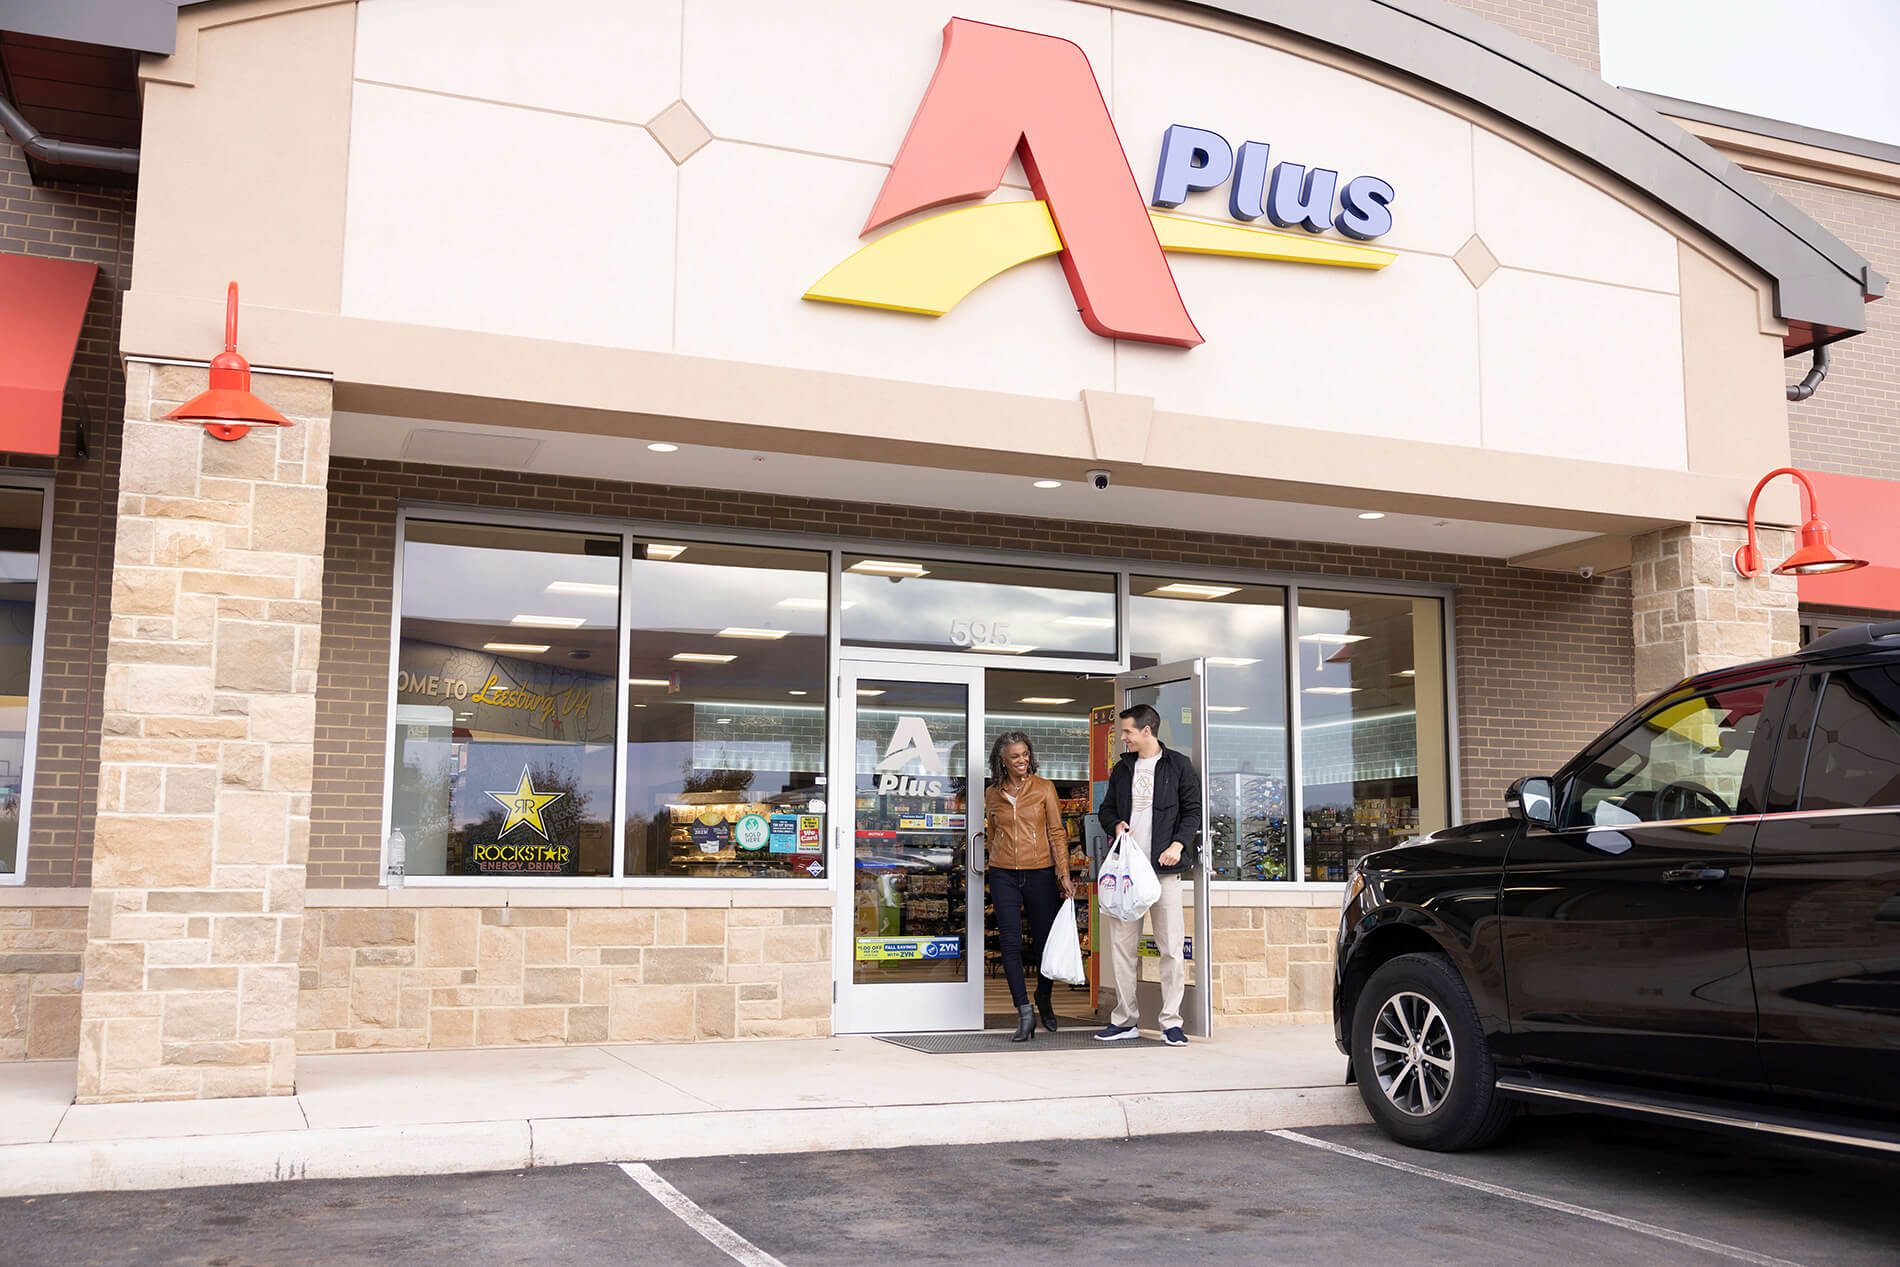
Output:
(620, 1162), (787, 1267)
(1269, 1130), (1805, 1267)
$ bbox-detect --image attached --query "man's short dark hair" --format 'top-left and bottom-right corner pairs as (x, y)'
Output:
(1119, 704), (1161, 736)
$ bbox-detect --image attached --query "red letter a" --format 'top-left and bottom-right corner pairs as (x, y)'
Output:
(865, 19), (1202, 348)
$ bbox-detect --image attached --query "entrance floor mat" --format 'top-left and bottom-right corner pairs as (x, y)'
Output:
(874, 1028), (1155, 1053)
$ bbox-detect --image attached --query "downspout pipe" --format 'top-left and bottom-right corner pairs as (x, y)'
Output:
(1787, 340), (1830, 401)
(0, 84), (139, 175)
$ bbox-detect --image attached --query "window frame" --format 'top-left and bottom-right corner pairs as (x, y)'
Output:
(380, 501), (1458, 891)
(0, 473), (55, 886)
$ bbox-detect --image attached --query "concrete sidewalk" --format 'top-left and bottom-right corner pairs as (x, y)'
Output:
(0, 1024), (1365, 1197)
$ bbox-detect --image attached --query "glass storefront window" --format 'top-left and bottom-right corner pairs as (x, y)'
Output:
(1130, 577), (1290, 882)
(0, 487), (43, 879)
(622, 540), (829, 879)
(841, 554), (1116, 660)
(390, 521), (620, 878)
(1297, 590), (1448, 881)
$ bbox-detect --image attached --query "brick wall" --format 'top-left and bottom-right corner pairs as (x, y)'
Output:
(1, 135), (130, 888)
(1444, 0), (1600, 73)
(306, 458), (1635, 887)
(1762, 175), (1900, 483)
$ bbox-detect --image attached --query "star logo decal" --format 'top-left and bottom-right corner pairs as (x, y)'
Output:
(486, 766), (566, 840)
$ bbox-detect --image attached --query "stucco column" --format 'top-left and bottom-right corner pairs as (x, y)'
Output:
(77, 361), (331, 1102)
(1631, 521), (1799, 701)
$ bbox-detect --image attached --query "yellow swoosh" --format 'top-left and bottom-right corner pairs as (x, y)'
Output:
(804, 201), (1396, 317)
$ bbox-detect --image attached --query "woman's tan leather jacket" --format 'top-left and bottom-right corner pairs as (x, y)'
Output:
(983, 775), (1071, 877)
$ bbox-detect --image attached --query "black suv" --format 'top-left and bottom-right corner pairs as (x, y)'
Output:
(1334, 620), (1900, 1152)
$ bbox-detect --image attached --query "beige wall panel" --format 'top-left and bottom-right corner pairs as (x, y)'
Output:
(1479, 268), (1687, 470)
(1677, 244), (1792, 481)
(682, 0), (1112, 165)
(340, 84), (677, 352)
(1472, 127), (1681, 294)
(133, 2), (355, 314)
(355, 0), (683, 124)
(1115, 251), (1480, 446)
(1110, 10), (1477, 257)
(674, 141), (1114, 399)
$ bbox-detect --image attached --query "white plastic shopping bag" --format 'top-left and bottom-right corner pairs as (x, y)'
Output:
(1099, 834), (1162, 923)
(1039, 898), (1086, 985)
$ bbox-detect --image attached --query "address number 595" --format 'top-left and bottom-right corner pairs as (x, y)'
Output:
(949, 619), (1010, 648)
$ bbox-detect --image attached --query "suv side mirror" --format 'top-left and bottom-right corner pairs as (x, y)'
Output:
(1506, 776), (1557, 828)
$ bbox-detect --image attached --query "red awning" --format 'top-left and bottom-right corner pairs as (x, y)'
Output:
(1799, 471), (1900, 614)
(0, 253), (99, 456)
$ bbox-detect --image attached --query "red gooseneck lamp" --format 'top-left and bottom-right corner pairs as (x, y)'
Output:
(163, 282), (293, 442)
(1733, 467), (1868, 578)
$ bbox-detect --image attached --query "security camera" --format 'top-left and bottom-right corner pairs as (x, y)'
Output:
(1087, 469), (1112, 491)
(1578, 565), (1595, 580)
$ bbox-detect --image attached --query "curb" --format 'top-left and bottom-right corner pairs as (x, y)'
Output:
(0, 1085), (1368, 1198)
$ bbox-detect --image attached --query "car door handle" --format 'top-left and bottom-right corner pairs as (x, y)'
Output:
(1662, 866), (1728, 885)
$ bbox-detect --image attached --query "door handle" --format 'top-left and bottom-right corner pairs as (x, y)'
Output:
(1662, 866), (1728, 885)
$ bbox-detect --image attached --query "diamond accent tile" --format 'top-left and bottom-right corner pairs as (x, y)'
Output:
(1454, 234), (1499, 289)
(647, 100), (712, 166)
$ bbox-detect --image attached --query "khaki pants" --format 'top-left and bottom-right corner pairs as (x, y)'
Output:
(1108, 873), (1184, 1031)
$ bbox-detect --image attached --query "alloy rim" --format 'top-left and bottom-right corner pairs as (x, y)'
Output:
(1370, 990), (1455, 1116)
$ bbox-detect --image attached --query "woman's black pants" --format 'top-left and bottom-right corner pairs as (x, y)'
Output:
(990, 866), (1060, 1009)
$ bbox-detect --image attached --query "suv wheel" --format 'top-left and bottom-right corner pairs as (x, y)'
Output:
(1351, 952), (1515, 1151)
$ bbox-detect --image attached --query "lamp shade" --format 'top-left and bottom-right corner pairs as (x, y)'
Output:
(162, 282), (292, 441)
(1773, 514), (1868, 576)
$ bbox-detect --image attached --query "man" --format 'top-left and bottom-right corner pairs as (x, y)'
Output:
(1094, 703), (1202, 1046)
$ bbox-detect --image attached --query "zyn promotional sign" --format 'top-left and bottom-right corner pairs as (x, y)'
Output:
(805, 17), (1397, 346)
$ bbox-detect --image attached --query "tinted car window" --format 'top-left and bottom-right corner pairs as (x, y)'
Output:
(1800, 666), (1900, 812)
(1562, 684), (1772, 829)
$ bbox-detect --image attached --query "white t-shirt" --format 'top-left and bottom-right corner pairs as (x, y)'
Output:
(1129, 754), (1161, 855)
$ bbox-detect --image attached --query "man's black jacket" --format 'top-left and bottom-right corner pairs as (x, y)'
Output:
(1095, 743), (1203, 876)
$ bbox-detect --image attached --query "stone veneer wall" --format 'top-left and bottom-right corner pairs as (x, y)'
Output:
(296, 904), (831, 1051)
(1631, 522), (1799, 699)
(0, 906), (86, 1059)
(1209, 904), (1337, 1024)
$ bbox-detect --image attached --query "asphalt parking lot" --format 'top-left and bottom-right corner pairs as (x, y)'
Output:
(2, 1116), (1896, 1265)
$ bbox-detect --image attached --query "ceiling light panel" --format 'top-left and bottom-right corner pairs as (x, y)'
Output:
(716, 627), (789, 640)
(1149, 583), (1239, 600)
(671, 652), (737, 663)
(483, 642), (550, 654)
(511, 614), (587, 628)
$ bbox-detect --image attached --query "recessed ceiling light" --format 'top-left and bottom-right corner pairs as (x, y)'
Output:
(1033, 480), (1062, 489)
(1149, 582), (1239, 600)
(1303, 686), (1361, 695)
(788, 689), (809, 696)
(856, 688), (885, 697)
(672, 652), (737, 663)
(645, 543), (686, 560)
(1358, 512), (1386, 520)
(483, 642), (550, 654)
(545, 581), (618, 597)
(1019, 697), (1075, 705)
(848, 559), (929, 578)
(1397, 669), (1417, 677)
(716, 718), (732, 725)
(511, 614), (587, 629)
(1054, 615), (1115, 628)
(1207, 705), (1247, 713)
(647, 442), (679, 453)
(1298, 633), (1369, 645)
(989, 645), (1038, 654)
(778, 597), (854, 611)
(633, 703), (647, 708)
(717, 627), (789, 640)
(627, 677), (671, 687)
(1206, 657), (1260, 667)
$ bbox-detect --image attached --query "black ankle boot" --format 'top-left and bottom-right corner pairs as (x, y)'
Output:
(1036, 989), (1058, 1032)
(1012, 1003), (1036, 1043)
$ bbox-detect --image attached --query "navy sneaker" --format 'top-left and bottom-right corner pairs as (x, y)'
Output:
(1163, 1027), (1188, 1046)
(1094, 1023), (1140, 1042)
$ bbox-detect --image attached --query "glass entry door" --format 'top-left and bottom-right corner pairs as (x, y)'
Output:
(832, 661), (985, 1034)
(1108, 659), (1214, 1037)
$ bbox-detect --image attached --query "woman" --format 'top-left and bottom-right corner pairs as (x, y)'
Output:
(983, 731), (1076, 1042)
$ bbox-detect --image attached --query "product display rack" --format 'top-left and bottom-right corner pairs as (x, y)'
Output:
(1208, 770), (1290, 882)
